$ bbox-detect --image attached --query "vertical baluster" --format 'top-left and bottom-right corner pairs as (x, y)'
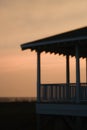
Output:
(65, 84), (67, 100)
(48, 85), (49, 102)
(79, 86), (81, 100)
(49, 85), (51, 101)
(45, 85), (48, 100)
(61, 85), (62, 100)
(40, 85), (42, 101)
(46, 85), (48, 101)
(82, 85), (83, 100)
(50, 85), (53, 101)
(49, 85), (51, 102)
(84, 86), (86, 100)
(83, 87), (84, 100)
(85, 86), (87, 100)
(84, 87), (85, 99)
(63, 85), (65, 101)
(54, 85), (55, 101)
(84, 87), (85, 100)
(74, 86), (76, 99)
(79, 85), (81, 100)
(57, 86), (59, 101)
(72, 86), (73, 100)
(70, 86), (72, 99)
(83, 86), (84, 100)
(59, 85), (61, 101)
(52, 85), (54, 101)
(49, 85), (50, 101)
(43, 85), (47, 101)
(83, 85), (84, 100)
(82, 86), (83, 100)
(81, 86), (83, 100)
(86, 86), (87, 100)
(64, 85), (65, 100)
(55, 85), (57, 101)
(43, 85), (45, 100)
(69, 85), (70, 100)
(53, 85), (54, 101)
(70, 85), (72, 100)
(73, 86), (74, 100)
(71, 86), (73, 99)
(42, 85), (44, 101)
(72, 86), (74, 99)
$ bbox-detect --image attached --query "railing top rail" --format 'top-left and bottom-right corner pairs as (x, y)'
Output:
(41, 83), (66, 86)
(41, 83), (87, 86)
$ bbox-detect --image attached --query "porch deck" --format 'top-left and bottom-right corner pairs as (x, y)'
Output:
(40, 83), (87, 103)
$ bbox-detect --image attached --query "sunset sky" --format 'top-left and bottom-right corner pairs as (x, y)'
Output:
(0, 0), (87, 97)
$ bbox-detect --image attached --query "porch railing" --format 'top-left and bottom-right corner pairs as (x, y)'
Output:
(40, 83), (87, 102)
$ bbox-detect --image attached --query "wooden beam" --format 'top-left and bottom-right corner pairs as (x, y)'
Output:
(66, 55), (70, 84)
(86, 58), (87, 83)
(37, 51), (41, 102)
(75, 45), (80, 103)
(66, 55), (70, 99)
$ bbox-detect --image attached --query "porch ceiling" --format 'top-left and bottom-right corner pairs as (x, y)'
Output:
(21, 26), (87, 58)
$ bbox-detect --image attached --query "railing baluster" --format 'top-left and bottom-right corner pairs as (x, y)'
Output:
(43, 85), (47, 101)
(63, 85), (65, 100)
(51, 85), (53, 101)
(55, 85), (57, 101)
(59, 85), (61, 100)
(86, 87), (87, 100)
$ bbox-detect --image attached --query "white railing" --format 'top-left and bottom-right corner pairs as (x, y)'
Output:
(40, 83), (87, 102)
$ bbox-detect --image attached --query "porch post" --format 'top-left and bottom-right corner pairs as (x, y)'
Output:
(66, 55), (70, 99)
(75, 44), (80, 103)
(86, 58), (87, 83)
(37, 51), (41, 102)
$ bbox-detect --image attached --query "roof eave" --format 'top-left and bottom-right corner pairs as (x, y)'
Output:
(21, 36), (87, 51)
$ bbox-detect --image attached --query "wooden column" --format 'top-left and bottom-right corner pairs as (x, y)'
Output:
(66, 55), (70, 99)
(37, 51), (41, 102)
(86, 58), (87, 83)
(75, 45), (80, 103)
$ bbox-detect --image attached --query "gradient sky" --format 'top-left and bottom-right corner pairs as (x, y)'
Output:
(0, 0), (87, 97)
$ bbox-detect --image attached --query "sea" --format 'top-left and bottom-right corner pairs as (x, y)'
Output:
(0, 97), (36, 102)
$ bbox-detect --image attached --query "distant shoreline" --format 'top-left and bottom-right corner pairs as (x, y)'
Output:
(0, 97), (36, 102)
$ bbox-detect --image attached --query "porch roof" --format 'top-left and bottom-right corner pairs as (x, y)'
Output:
(21, 26), (87, 58)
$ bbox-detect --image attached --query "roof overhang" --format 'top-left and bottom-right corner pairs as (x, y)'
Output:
(21, 27), (87, 58)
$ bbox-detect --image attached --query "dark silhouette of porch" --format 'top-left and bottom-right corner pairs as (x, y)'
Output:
(21, 26), (87, 105)
(21, 26), (87, 129)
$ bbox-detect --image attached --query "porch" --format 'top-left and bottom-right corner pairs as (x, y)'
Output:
(21, 27), (87, 117)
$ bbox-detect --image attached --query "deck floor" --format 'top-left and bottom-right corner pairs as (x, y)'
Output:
(36, 102), (87, 117)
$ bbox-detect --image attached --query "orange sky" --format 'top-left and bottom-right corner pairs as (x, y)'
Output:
(0, 0), (87, 97)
